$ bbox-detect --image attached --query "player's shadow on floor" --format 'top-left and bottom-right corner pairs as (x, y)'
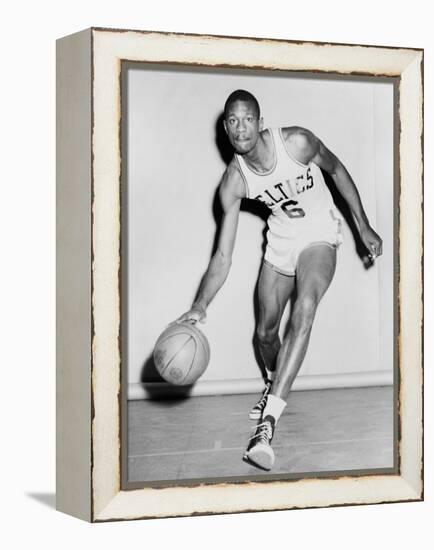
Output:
(140, 354), (194, 401)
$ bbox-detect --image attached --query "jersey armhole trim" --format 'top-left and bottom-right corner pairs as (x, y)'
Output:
(234, 155), (250, 199)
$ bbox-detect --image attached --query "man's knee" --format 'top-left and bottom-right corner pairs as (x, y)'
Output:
(256, 324), (279, 347)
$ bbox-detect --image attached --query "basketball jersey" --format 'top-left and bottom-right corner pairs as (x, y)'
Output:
(234, 127), (336, 238)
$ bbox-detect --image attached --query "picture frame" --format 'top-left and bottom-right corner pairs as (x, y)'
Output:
(56, 27), (423, 522)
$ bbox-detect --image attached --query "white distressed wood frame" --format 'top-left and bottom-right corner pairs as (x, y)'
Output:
(56, 27), (423, 523)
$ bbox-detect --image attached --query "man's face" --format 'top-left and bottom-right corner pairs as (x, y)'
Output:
(223, 100), (263, 154)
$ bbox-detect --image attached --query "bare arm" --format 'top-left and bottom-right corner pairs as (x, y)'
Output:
(285, 128), (383, 258)
(312, 140), (368, 226)
(178, 164), (245, 323)
(312, 139), (383, 257)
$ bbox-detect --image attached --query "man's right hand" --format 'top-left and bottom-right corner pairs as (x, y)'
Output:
(176, 304), (207, 324)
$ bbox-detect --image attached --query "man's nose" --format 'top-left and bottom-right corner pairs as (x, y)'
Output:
(237, 119), (246, 131)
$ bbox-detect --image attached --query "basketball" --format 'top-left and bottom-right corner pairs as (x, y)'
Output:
(153, 322), (211, 385)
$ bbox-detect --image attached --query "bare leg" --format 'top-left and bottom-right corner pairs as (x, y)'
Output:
(245, 245), (337, 470)
(271, 244), (337, 401)
(244, 262), (295, 461)
(255, 262), (295, 378)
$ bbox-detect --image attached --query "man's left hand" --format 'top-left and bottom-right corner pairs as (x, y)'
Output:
(360, 225), (383, 260)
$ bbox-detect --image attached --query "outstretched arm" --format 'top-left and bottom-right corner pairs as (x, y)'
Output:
(178, 165), (245, 323)
(311, 137), (383, 259)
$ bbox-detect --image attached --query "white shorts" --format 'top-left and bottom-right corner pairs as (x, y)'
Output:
(264, 207), (343, 276)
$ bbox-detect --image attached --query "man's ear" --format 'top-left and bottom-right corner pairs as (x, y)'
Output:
(259, 117), (264, 131)
(223, 119), (228, 135)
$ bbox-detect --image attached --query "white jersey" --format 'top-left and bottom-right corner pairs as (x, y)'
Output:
(235, 127), (336, 236)
(234, 127), (342, 275)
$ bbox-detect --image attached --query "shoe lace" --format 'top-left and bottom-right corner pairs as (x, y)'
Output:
(254, 381), (272, 411)
(249, 420), (273, 444)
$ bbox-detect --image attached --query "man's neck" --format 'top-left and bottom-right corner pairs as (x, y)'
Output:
(243, 130), (275, 173)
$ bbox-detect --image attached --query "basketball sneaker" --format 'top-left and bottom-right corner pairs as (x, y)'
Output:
(249, 379), (272, 420)
(243, 415), (275, 470)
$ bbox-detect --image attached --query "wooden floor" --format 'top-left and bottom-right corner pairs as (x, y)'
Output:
(127, 386), (395, 483)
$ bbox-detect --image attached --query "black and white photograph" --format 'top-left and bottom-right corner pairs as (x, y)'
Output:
(122, 63), (396, 485)
(54, 26), (422, 523)
(4, 0), (430, 542)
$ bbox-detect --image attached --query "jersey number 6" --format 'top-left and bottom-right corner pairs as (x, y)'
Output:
(281, 200), (306, 219)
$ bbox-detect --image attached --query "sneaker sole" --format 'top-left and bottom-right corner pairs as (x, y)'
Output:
(243, 445), (275, 471)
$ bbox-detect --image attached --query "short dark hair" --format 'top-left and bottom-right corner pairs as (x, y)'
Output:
(224, 90), (260, 120)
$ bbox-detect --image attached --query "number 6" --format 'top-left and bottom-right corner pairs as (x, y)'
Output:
(281, 200), (306, 219)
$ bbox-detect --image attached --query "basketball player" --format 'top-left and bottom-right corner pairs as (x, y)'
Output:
(178, 90), (383, 471)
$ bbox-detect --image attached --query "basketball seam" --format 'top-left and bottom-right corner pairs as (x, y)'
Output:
(156, 331), (194, 347)
(182, 337), (198, 384)
(185, 325), (210, 361)
(165, 323), (209, 358)
(155, 331), (194, 374)
(159, 335), (194, 377)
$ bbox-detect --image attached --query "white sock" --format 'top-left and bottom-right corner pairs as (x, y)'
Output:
(263, 395), (286, 424)
(265, 368), (275, 382)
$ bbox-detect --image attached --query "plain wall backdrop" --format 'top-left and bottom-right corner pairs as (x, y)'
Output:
(127, 66), (394, 388)
(3, 0), (432, 548)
